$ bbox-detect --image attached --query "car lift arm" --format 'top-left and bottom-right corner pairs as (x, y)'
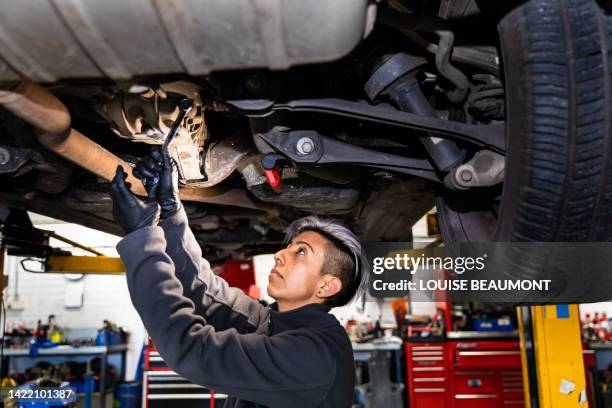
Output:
(45, 255), (125, 275)
(45, 231), (125, 274)
(1, 208), (125, 275)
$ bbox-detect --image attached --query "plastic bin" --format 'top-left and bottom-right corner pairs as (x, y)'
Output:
(471, 318), (496, 331)
(114, 382), (142, 408)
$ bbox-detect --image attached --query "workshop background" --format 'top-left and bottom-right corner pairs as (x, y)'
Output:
(2, 213), (143, 381)
(1, 212), (612, 407)
(2, 212), (425, 382)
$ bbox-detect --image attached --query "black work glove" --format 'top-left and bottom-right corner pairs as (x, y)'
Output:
(132, 147), (181, 219)
(110, 166), (160, 234)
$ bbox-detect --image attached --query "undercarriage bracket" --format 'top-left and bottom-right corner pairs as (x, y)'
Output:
(229, 98), (505, 153)
(256, 127), (439, 181)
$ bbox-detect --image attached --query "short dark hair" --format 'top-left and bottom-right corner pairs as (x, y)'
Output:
(285, 216), (368, 308)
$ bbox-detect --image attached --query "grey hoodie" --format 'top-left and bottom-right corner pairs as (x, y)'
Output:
(117, 207), (355, 407)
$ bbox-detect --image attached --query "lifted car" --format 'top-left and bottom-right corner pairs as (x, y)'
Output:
(0, 0), (611, 261)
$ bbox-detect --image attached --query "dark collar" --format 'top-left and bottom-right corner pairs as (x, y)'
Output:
(268, 303), (332, 334)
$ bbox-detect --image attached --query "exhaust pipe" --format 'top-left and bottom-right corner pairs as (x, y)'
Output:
(0, 81), (278, 214)
(0, 81), (146, 195)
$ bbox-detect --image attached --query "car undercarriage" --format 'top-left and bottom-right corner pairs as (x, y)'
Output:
(0, 0), (611, 262)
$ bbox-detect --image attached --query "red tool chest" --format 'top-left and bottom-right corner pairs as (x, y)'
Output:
(406, 340), (525, 408)
(405, 341), (449, 408)
(143, 340), (226, 408)
(406, 339), (595, 408)
(447, 340), (523, 408)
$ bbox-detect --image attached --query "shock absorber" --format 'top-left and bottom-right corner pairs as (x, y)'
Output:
(365, 53), (463, 173)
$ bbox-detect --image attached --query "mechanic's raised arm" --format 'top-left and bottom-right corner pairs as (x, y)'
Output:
(160, 206), (267, 333)
(117, 225), (334, 407)
(132, 147), (267, 334)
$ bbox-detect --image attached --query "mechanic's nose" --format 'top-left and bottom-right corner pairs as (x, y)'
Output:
(273, 248), (286, 265)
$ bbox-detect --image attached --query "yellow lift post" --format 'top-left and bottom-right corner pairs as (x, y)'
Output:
(518, 305), (588, 408)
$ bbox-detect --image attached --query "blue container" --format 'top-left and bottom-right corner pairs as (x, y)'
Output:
(115, 382), (142, 408)
(69, 378), (99, 393)
(471, 318), (496, 331)
(95, 331), (107, 346)
(95, 331), (122, 346)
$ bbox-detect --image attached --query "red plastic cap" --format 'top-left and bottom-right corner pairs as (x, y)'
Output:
(264, 168), (283, 193)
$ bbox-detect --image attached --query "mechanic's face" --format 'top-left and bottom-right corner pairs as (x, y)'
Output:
(267, 231), (331, 311)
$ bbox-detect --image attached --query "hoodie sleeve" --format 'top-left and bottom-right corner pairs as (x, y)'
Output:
(117, 227), (335, 407)
(158, 206), (267, 333)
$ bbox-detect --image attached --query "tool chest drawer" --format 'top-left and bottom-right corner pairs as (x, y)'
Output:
(453, 394), (498, 408)
(144, 339), (225, 407)
(408, 343), (446, 368)
(145, 350), (170, 371)
(407, 343), (447, 370)
(144, 371), (226, 408)
(449, 341), (522, 368)
(412, 376), (447, 388)
(411, 365), (447, 378)
(454, 349), (521, 367)
(453, 371), (497, 394)
(448, 341), (525, 408)
(500, 370), (525, 404)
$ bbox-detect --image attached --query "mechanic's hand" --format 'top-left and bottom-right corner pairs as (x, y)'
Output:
(110, 166), (160, 234)
(132, 147), (181, 219)
(132, 148), (162, 201)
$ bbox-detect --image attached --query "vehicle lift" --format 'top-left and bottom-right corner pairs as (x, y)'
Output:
(518, 305), (590, 407)
(0, 207), (125, 307)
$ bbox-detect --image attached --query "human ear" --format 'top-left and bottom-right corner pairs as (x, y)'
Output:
(317, 276), (342, 298)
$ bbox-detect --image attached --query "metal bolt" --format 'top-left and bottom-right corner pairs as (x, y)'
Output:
(127, 84), (150, 94)
(245, 75), (263, 91)
(142, 125), (156, 137)
(296, 137), (315, 155)
(0, 147), (10, 165)
(459, 168), (473, 183)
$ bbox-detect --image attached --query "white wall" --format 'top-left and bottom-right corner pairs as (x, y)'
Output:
(579, 302), (612, 320)
(2, 214), (146, 381)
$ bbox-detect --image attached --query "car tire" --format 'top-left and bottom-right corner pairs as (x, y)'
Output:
(438, 0), (612, 243)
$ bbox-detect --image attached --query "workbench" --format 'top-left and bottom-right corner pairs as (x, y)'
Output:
(1, 344), (127, 408)
(589, 340), (612, 372)
(352, 341), (405, 407)
(446, 330), (519, 339)
(587, 341), (612, 407)
(352, 341), (402, 351)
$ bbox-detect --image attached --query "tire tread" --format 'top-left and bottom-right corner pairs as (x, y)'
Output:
(501, 0), (612, 241)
